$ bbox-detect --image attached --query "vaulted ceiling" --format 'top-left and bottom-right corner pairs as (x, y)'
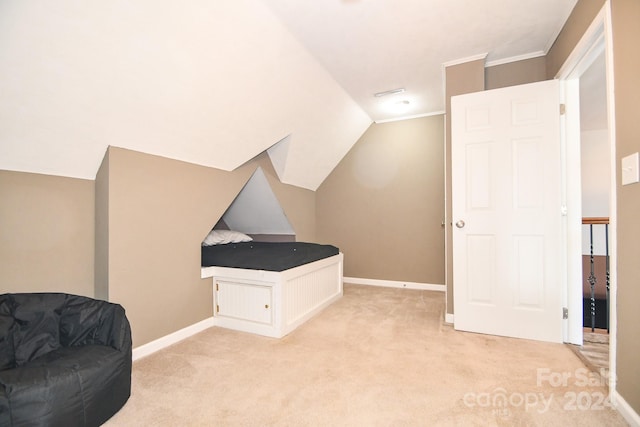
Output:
(264, 0), (577, 122)
(0, 0), (577, 190)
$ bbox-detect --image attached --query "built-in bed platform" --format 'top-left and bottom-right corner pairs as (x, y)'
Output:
(201, 242), (343, 338)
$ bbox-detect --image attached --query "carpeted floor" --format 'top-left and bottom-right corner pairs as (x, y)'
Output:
(105, 284), (627, 426)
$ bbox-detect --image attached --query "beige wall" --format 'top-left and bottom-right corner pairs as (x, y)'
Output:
(444, 59), (486, 314)
(546, 0), (606, 78)
(317, 115), (445, 285)
(609, 0), (640, 414)
(97, 147), (316, 347)
(95, 152), (109, 300)
(544, 0), (640, 415)
(485, 56), (547, 90)
(2, 0), (638, 414)
(0, 170), (94, 296)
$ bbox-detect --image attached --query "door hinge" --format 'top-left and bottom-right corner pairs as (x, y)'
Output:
(563, 307), (568, 319)
(216, 283), (219, 291)
(216, 304), (220, 313)
(560, 104), (566, 115)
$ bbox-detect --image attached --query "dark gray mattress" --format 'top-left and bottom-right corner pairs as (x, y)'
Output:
(201, 242), (340, 272)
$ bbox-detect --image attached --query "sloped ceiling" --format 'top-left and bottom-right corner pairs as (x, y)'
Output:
(0, 0), (578, 190)
(222, 167), (294, 235)
(263, 0), (577, 122)
(0, 0), (371, 190)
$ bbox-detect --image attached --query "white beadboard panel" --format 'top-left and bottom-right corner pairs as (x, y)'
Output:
(217, 281), (273, 325)
(283, 260), (342, 328)
(204, 253), (344, 338)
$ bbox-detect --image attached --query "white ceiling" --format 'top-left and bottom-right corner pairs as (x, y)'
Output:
(262, 0), (578, 122)
(0, 0), (580, 190)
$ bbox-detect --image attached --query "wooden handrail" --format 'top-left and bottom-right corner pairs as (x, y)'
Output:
(582, 217), (609, 225)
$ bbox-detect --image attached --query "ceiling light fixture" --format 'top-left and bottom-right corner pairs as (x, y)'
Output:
(391, 99), (411, 113)
(374, 87), (405, 97)
(383, 98), (412, 115)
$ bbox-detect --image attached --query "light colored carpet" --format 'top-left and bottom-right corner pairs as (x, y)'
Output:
(105, 284), (627, 426)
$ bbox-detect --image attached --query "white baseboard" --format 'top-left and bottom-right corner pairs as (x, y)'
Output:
(344, 276), (445, 292)
(445, 313), (454, 324)
(613, 390), (640, 427)
(132, 317), (215, 361)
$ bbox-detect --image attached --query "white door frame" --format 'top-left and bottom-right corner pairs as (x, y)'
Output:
(555, 1), (617, 392)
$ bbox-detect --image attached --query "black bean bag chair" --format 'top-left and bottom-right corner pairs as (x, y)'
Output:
(0, 293), (132, 426)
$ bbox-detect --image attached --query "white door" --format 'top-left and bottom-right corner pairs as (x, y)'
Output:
(452, 79), (564, 343)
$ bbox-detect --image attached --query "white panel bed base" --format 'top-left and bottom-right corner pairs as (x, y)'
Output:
(201, 253), (343, 338)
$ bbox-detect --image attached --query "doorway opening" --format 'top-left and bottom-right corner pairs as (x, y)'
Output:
(578, 48), (610, 371)
(557, 3), (616, 384)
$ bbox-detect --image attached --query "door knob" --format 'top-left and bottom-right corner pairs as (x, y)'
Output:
(456, 220), (465, 229)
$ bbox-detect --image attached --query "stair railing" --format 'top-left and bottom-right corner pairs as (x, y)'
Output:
(582, 217), (610, 333)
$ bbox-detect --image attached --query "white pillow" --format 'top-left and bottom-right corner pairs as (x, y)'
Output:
(202, 229), (253, 246)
